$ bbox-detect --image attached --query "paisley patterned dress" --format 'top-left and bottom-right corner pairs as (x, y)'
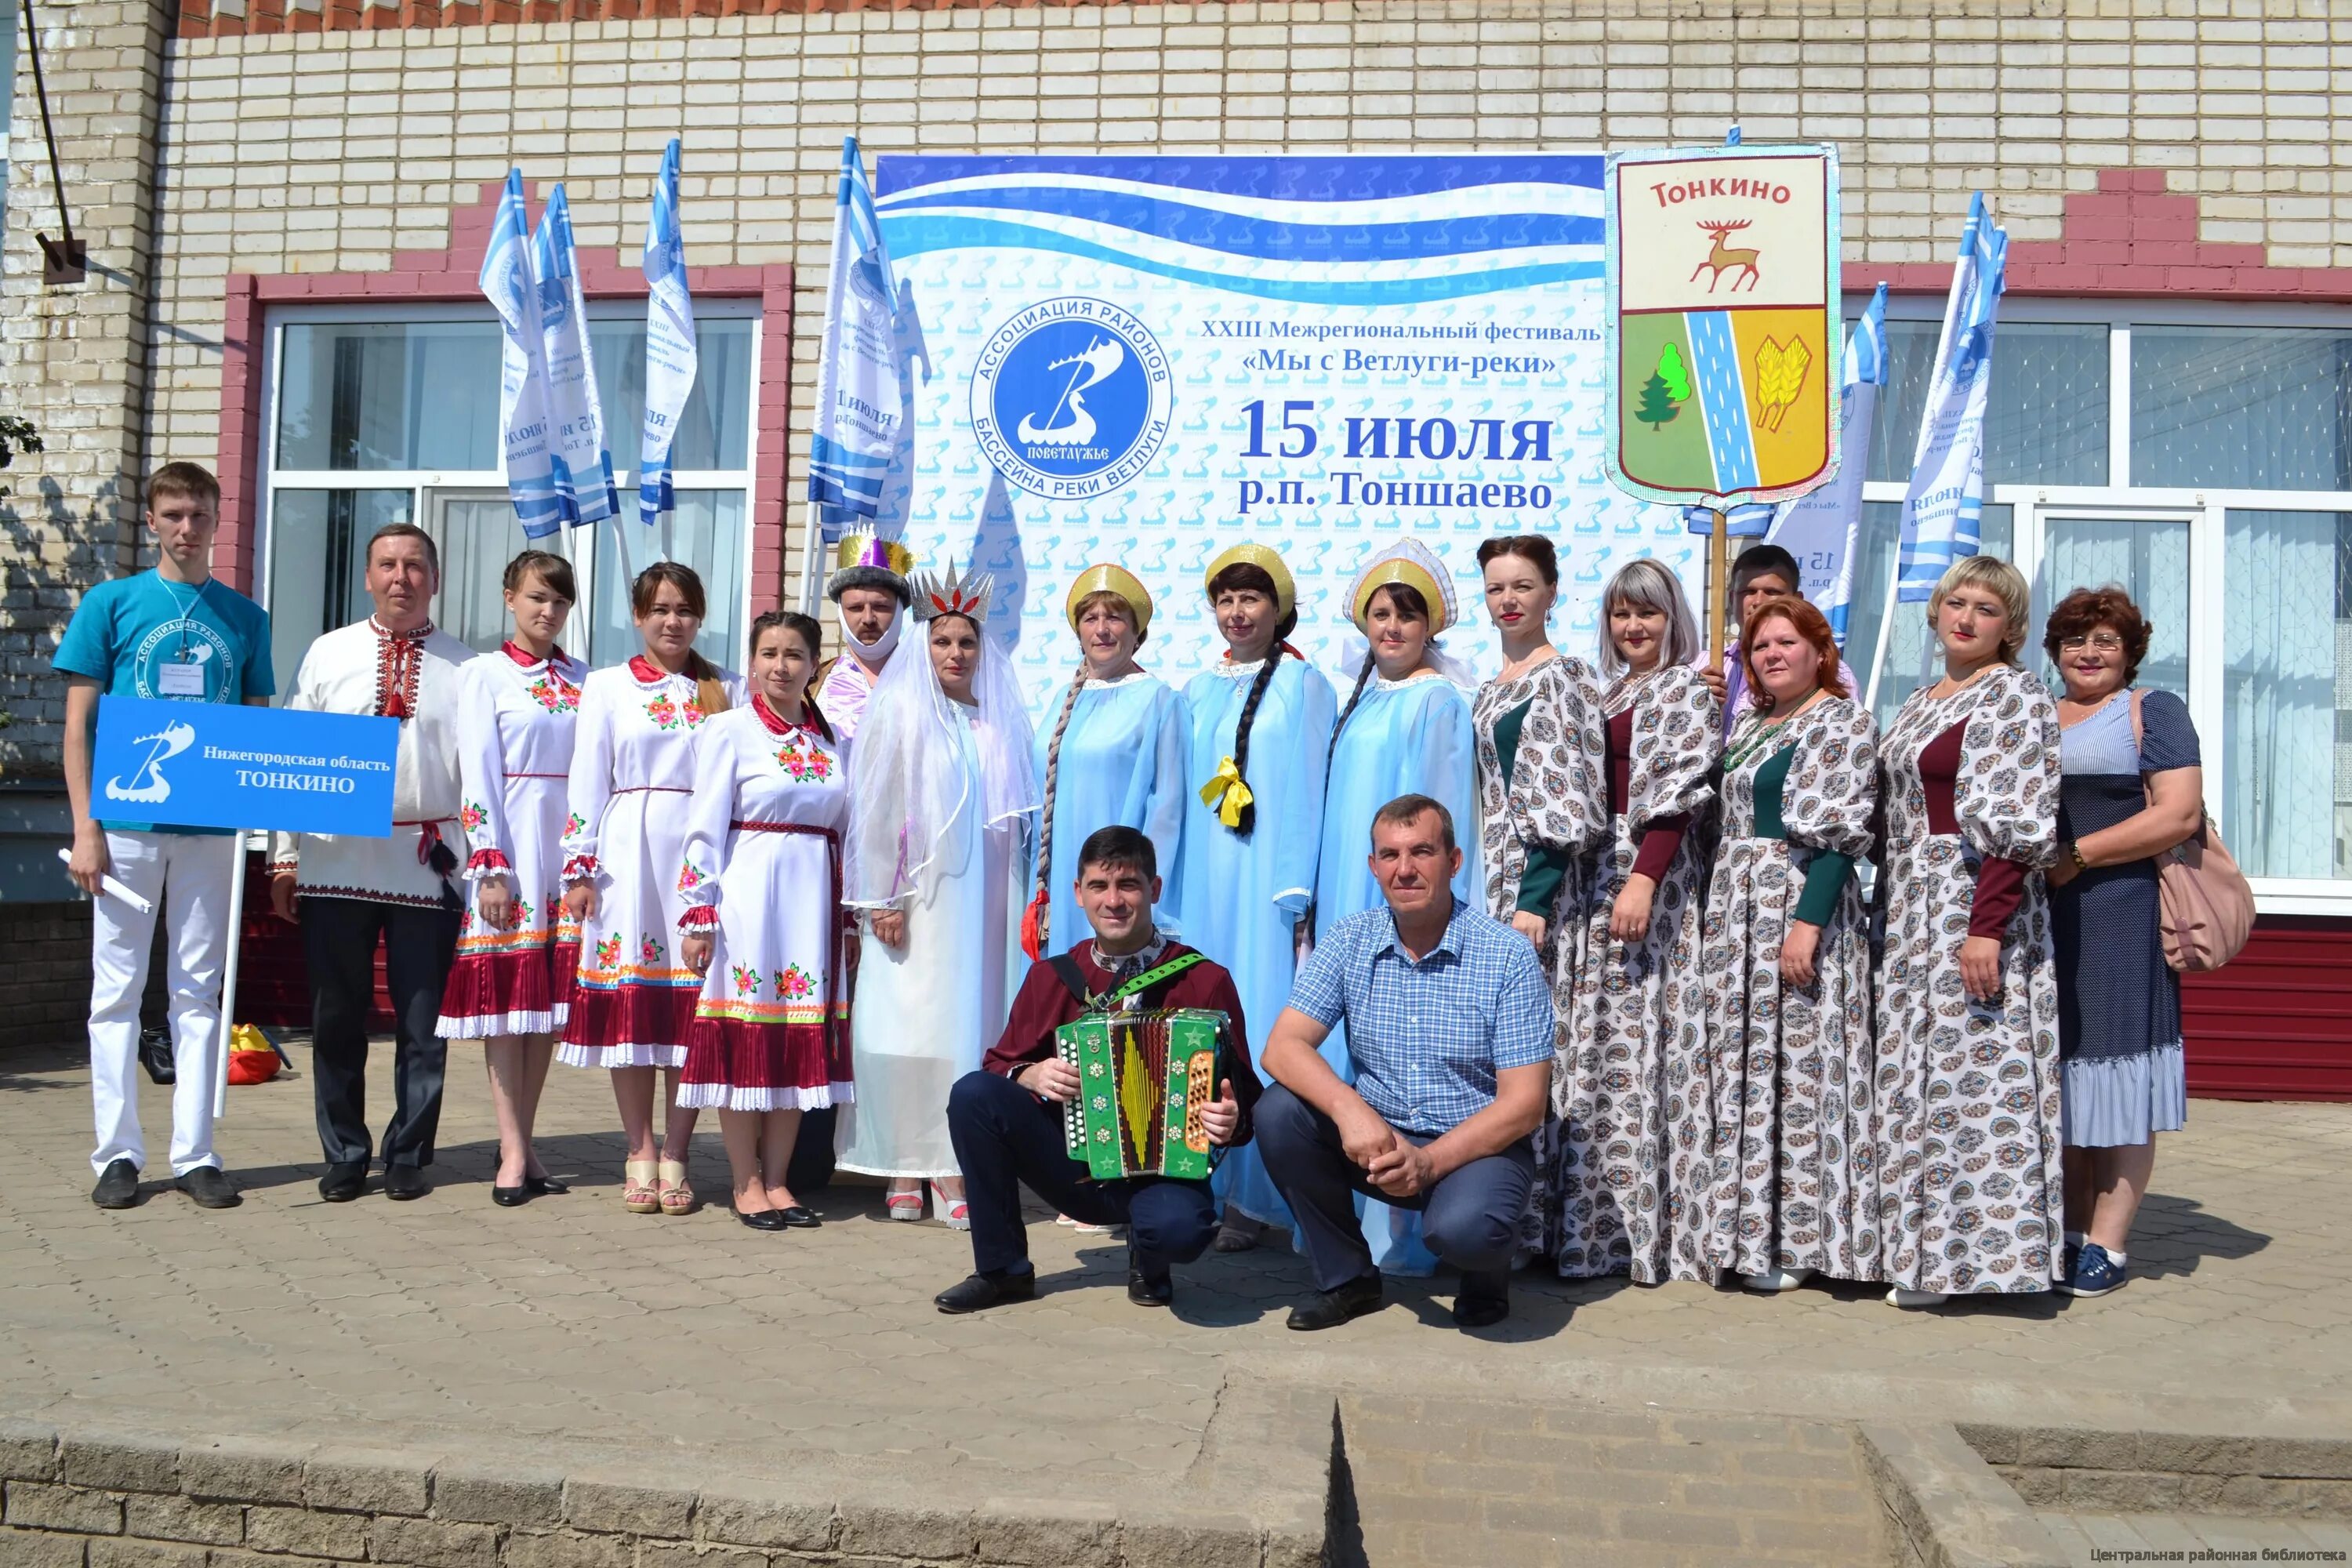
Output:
(1472, 654), (1609, 1255)
(1702, 695), (1882, 1282)
(1872, 665), (2065, 1296)
(1554, 662), (1719, 1281)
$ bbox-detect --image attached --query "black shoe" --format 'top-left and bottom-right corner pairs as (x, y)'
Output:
(491, 1185), (530, 1207)
(383, 1165), (430, 1202)
(175, 1167), (241, 1210)
(935, 1269), (1037, 1315)
(523, 1174), (569, 1196)
(736, 1207), (789, 1232)
(92, 1159), (140, 1210)
(775, 1206), (822, 1229)
(1287, 1272), (1384, 1331)
(1454, 1271), (1511, 1330)
(318, 1162), (367, 1203)
(1127, 1266), (1174, 1308)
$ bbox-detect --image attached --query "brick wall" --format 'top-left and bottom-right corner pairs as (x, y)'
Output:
(3, 0), (2349, 776)
(0, 899), (94, 1051)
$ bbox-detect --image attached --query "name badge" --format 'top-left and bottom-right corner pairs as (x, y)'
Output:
(157, 661), (208, 698)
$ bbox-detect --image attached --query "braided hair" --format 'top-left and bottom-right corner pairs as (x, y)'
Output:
(1207, 561), (1299, 836)
(1031, 592), (1145, 943)
(1306, 580), (1431, 933)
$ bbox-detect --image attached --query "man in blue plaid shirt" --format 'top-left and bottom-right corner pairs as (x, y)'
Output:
(1258, 794), (1552, 1331)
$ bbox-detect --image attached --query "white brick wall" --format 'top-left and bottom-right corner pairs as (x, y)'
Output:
(2, 0), (2350, 772)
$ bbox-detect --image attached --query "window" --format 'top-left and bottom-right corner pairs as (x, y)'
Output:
(1839, 302), (2352, 911)
(259, 305), (759, 690)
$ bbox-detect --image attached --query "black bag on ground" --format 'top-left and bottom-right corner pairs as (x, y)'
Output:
(138, 1026), (175, 1086)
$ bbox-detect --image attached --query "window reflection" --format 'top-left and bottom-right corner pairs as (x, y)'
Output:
(2133, 328), (2352, 492)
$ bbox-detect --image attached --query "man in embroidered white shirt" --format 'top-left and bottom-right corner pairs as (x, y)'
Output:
(268, 524), (475, 1202)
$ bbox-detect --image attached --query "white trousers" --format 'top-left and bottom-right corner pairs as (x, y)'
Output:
(89, 830), (235, 1176)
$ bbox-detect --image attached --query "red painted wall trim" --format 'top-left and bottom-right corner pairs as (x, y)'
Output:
(1845, 167), (2352, 304)
(2182, 915), (2352, 1104)
(213, 180), (794, 604)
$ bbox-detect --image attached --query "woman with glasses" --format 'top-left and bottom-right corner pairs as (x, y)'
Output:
(2041, 588), (2206, 1299)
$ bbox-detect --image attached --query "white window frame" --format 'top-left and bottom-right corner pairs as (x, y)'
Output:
(254, 298), (764, 665)
(1848, 293), (2352, 916)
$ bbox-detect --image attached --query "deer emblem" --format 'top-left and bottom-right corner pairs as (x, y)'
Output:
(1691, 220), (1761, 293)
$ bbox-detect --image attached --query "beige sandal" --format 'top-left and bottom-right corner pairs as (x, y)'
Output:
(622, 1160), (660, 1214)
(657, 1159), (694, 1215)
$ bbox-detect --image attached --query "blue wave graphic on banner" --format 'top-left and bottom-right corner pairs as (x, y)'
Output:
(881, 187), (1602, 261)
(879, 214), (1600, 304)
(876, 154), (1606, 201)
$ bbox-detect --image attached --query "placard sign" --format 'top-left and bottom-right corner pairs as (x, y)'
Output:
(1606, 143), (1842, 508)
(93, 697), (399, 836)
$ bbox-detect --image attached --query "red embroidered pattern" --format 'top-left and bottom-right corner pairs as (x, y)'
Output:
(372, 618), (432, 720)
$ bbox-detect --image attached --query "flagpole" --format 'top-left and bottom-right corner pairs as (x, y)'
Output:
(1861, 543), (1903, 714)
(798, 499), (826, 616)
(212, 831), (251, 1120)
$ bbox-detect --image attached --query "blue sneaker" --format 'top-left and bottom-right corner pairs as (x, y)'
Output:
(2060, 1243), (2126, 1298)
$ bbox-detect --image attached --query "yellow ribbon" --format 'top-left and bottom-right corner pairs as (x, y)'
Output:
(1198, 756), (1255, 829)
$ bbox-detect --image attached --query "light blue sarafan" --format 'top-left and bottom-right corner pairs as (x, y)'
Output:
(1312, 669), (1481, 1276)
(1176, 653), (1338, 1229)
(1029, 671), (1191, 956)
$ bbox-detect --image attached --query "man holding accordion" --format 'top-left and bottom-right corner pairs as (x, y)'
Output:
(935, 826), (1262, 1315)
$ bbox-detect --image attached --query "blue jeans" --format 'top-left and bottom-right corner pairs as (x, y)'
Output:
(945, 1069), (1217, 1278)
(1254, 1083), (1533, 1292)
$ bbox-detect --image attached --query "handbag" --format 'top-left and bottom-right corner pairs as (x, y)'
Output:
(2129, 690), (2254, 973)
(137, 1026), (175, 1086)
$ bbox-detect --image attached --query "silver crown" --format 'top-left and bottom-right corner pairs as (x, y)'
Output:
(911, 562), (995, 625)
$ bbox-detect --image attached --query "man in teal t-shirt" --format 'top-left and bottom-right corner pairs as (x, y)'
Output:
(54, 460), (274, 1213)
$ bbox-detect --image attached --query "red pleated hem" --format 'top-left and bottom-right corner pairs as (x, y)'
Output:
(677, 1015), (851, 1102)
(438, 947), (554, 1034)
(561, 981), (699, 1057)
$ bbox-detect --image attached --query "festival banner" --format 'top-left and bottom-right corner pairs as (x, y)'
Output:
(869, 154), (1701, 716)
(809, 137), (904, 543)
(1605, 143), (1842, 508)
(1896, 194), (2008, 603)
(477, 171), (562, 539)
(532, 184), (621, 528)
(638, 138), (699, 533)
(92, 698), (398, 837)
(1768, 281), (1889, 645)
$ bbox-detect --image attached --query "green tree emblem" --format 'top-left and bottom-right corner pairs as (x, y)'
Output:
(1635, 370), (1681, 429)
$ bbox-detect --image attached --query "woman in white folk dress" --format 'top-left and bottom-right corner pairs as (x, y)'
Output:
(838, 565), (1040, 1229)
(559, 562), (746, 1216)
(434, 550), (589, 1207)
(1873, 555), (2065, 1308)
(677, 610), (853, 1232)
(1700, 597), (1882, 1293)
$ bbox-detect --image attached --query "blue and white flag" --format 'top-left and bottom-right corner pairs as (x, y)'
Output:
(808, 136), (902, 543)
(639, 138), (697, 532)
(532, 184), (621, 528)
(1768, 282), (1888, 645)
(477, 171), (562, 539)
(1682, 503), (1775, 539)
(1895, 195), (2006, 603)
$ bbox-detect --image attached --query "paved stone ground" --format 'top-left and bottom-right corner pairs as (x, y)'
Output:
(1334, 1393), (1887, 1567)
(5, 1040), (2350, 1560)
(2040, 1511), (2352, 1563)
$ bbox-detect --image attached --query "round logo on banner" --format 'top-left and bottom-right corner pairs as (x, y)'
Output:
(971, 297), (1172, 500)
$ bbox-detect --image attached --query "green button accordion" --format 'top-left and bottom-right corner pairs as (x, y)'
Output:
(1054, 1007), (1224, 1181)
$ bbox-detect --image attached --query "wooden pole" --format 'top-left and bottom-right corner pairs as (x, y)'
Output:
(1708, 508), (1731, 671)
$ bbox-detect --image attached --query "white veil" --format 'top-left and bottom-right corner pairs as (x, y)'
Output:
(843, 616), (1040, 909)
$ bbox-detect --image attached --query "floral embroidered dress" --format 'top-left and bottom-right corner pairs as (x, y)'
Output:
(435, 642), (588, 1040)
(1472, 655), (1609, 1254)
(557, 656), (746, 1069)
(1554, 662), (1719, 1281)
(1701, 695), (1881, 1283)
(1872, 665), (2065, 1296)
(673, 696), (854, 1111)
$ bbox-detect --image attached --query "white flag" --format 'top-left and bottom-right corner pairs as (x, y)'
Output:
(639, 137), (698, 532)
(477, 170), (561, 539)
(532, 183), (619, 528)
(808, 136), (902, 542)
(1767, 282), (1888, 646)
(1896, 195), (2006, 603)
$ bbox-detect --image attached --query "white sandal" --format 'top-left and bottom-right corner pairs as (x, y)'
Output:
(885, 1187), (925, 1222)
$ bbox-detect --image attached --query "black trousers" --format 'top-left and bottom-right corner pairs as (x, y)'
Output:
(1254, 1083), (1534, 1293)
(945, 1069), (1217, 1277)
(302, 895), (461, 1170)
